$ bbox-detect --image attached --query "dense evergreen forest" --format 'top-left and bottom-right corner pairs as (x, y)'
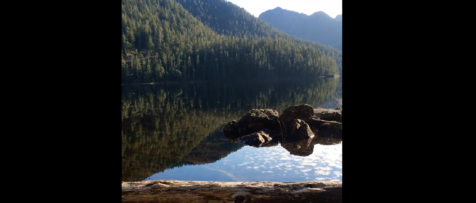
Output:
(122, 79), (339, 181)
(175, 0), (342, 55)
(259, 8), (342, 50)
(174, 0), (341, 64)
(122, 0), (342, 83)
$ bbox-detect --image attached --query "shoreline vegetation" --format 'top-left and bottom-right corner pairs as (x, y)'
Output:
(122, 180), (342, 203)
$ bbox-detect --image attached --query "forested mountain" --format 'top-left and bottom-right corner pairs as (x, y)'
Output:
(175, 0), (342, 73)
(122, 0), (341, 83)
(259, 7), (342, 50)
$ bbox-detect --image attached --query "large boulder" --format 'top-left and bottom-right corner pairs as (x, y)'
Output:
(223, 109), (279, 137)
(279, 104), (315, 127)
(259, 109), (280, 118)
(289, 119), (315, 139)
(307, 118), (342, 137)
(238, 129), (273, 147)
(314, 108), (342, 122)
(238, 109), (279, 126)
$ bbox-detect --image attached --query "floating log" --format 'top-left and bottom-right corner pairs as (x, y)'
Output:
(122, 180), (342, 203)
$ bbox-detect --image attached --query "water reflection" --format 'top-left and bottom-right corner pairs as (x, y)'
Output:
(148, 142), (342, 182)
(122, 79), (341, 182)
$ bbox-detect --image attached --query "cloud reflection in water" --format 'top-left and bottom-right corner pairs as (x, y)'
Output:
(147, 142), (342, 182)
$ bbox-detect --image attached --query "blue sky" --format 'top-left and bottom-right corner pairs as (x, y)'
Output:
(227, 0), (342, 18)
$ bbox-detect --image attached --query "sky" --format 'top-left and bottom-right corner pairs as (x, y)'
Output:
(227, 0), (342, 18)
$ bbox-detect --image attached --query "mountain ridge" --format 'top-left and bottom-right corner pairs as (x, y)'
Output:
(259, 7), (342, 50)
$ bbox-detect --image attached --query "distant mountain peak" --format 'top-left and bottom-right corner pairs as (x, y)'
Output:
(258, 7), (342, 50)
(310, 11), (332, 19)
(260, 7), (308, 18)
(335, 14), (342, 21)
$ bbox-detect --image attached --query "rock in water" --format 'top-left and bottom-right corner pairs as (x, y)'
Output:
(279, 104), (314, 127)
(307, 118), (342, 137)
(224, 109), (279, 137)
(289, 119), (315, 139)
(223, 105), (342, 146)
(314, 108), (342, 122)
(238, 129), (273, 147)
(238, 109), (279, 126)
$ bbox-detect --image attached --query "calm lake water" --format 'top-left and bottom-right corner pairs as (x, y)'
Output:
(122, 79), (342, 182)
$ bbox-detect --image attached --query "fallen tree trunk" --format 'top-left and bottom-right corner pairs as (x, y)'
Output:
(122, 180), (342, 203)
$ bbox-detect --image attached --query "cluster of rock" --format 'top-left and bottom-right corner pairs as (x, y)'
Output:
(223, 104), (342, 148)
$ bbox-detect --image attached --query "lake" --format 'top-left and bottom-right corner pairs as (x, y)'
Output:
(122, 78), (342, 182)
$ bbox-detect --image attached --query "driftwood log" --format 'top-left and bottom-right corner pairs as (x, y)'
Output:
(122, 180), (342, 203)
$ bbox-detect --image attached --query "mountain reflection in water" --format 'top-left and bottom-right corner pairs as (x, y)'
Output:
(122, 79), (342, 182)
